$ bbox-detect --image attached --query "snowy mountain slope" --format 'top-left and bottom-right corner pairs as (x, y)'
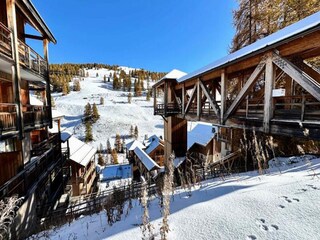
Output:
(34, 156), (320, 240)
(52, 68), (163, 149)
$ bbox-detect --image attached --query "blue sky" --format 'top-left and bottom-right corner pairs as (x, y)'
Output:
(31, 0), (238, 73)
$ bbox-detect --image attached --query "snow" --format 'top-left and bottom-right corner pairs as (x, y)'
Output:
(133, 146), (161, 171)
(187, 122), (215, 150)
(161, 69), (187, 80)
(34, 155), (320, 240)
(63, 136), (97, 167)
(52, 68), (164, 150)
(178, 11), (320, 83)
(126, 140), (145, 151)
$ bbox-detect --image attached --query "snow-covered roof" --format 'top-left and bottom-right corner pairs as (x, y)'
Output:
(126, 140), (145, 151)
(134, 146), (161, 171)
(100, 164), (132, 181)
(62, 136), (97, 167)
(144, 135), (164, 155)
(178, 11), (320, 83)
(161, 69), (187, 80)
(188, 123), (216, 150)
(153, 69), (187, 88)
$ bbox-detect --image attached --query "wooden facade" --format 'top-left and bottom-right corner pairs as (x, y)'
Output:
(0, 1), (65, 238)
(154, 13), (320, 165)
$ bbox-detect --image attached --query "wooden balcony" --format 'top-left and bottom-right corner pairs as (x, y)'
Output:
(154, 103), (181, 116)
(0, 134), (63, 199)
(0, 22), (48, 77)
(0, 103), (51, 137)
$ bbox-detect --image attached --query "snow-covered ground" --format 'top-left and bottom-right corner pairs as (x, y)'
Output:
(52, 68), (164, 149)
(34, 155), (320, 240)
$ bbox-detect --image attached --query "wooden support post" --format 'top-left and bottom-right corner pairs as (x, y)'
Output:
(182, 84), (185, 115)
(263, 54), (274, 133)
(197, 79), (201, 119)
(184, 84), (197, 114)
(301, 94), (306, 122)
(153, 87), (156, 112)
(43, 38), (52, 128)
(164, 81), (168, 116)
(7, 0), (24, 140)
(220, 70), (226, 124)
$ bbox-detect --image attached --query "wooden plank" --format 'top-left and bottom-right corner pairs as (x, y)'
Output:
(220, 70), (226, 124)
(182, 84), (185, 115)
(184, 84), (197, 114)
(199, 80), (220, 118)
(263, 54), (274, 133)
(273, 52), (320, 102)
(197, 79), (201, 119)
(224, 59), (266, 121)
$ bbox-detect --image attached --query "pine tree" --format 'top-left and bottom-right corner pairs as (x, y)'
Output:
(115, 133), (122, 152)
(92, 103), (100, 123)
(128, 92), (132, 103)
(134, 126), (139, 140)
(130, 125), (134, 138)
(100, 97), (104, 105)
(146, 90), (151, 101)
(107, 139), (111, 154)
(111, 148), (118, 164)
(96, 72), (99, 77)
(103, 75), (107, 83)
(62, 82), (69, 95)
(74, 80), (81, 91)
(85, 122), (93, 142)
(98, 152), (104, 166)
(84, 103), (92, 122)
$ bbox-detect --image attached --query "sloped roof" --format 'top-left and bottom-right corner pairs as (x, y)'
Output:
(153, 69), (187, 88)
(144, 135), (164, 155)
(188, 123), (216, 150)
(134, 146), (161, 171)
(178, 11), (320, 83)
(126, 140), (145, 151)
(62, 136), (97, 167)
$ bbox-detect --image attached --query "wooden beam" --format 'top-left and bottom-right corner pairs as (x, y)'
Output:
(224, 58), (266, 121)
(220, 70), (226, 124)
(199, 80), (220, 118)
(263, 54), (274, 133)
(184, 84), (197, 114)
(24, 33), (43, 40)
(43, 38), (52, 128)
(273, 52), (320, 102)
(182, 84), (185, 115)
(197, 79), (201, 119)
(170, 85), (181, 105)
(7, 0), (24, 140)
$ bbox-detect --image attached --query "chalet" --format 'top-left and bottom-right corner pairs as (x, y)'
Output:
(144, 135), (165, 166)
(0, 0), (65, 238)
(132, 146), (162, 182)
(62, 136), (97, 196)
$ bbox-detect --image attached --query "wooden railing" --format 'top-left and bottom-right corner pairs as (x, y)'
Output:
(23, 105), (50, 128)
(0, 22), (12, 58)
(0, 103), (17, 132)
(18, 40), (47, 76)
(0, 23), (48, 76)
(154, 103), (181, 116)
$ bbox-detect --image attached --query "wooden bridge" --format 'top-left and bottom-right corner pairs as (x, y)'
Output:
(153, 12), (320, 150)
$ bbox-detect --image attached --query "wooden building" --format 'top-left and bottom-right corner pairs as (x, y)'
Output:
(153, 12), (320, 170)
(0, 0), (65, 238)
(144, 135), (165, 166)
(62, 136), (97, 196)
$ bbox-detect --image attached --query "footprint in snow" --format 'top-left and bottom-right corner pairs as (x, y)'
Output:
(306, 184), (318, 190)
(270, 225), (279, 231)
(292, 198), (300, 202)
(255, 218), (266, 224)
(300, 188), (307, 192)
(278, 205), (285, 209)
(285, 198), (292, 203)
(260, 224), (269, 232)
(246, 235), (257, 240)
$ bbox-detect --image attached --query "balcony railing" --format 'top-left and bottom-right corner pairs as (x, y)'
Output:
(0, 103), (51, 134)
(0, 23), (48, 76)
(0, 22), (12, 58)
(154, 103), (181, 116)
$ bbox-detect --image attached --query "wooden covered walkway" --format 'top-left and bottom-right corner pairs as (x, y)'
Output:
(153, 12), (320, 141)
